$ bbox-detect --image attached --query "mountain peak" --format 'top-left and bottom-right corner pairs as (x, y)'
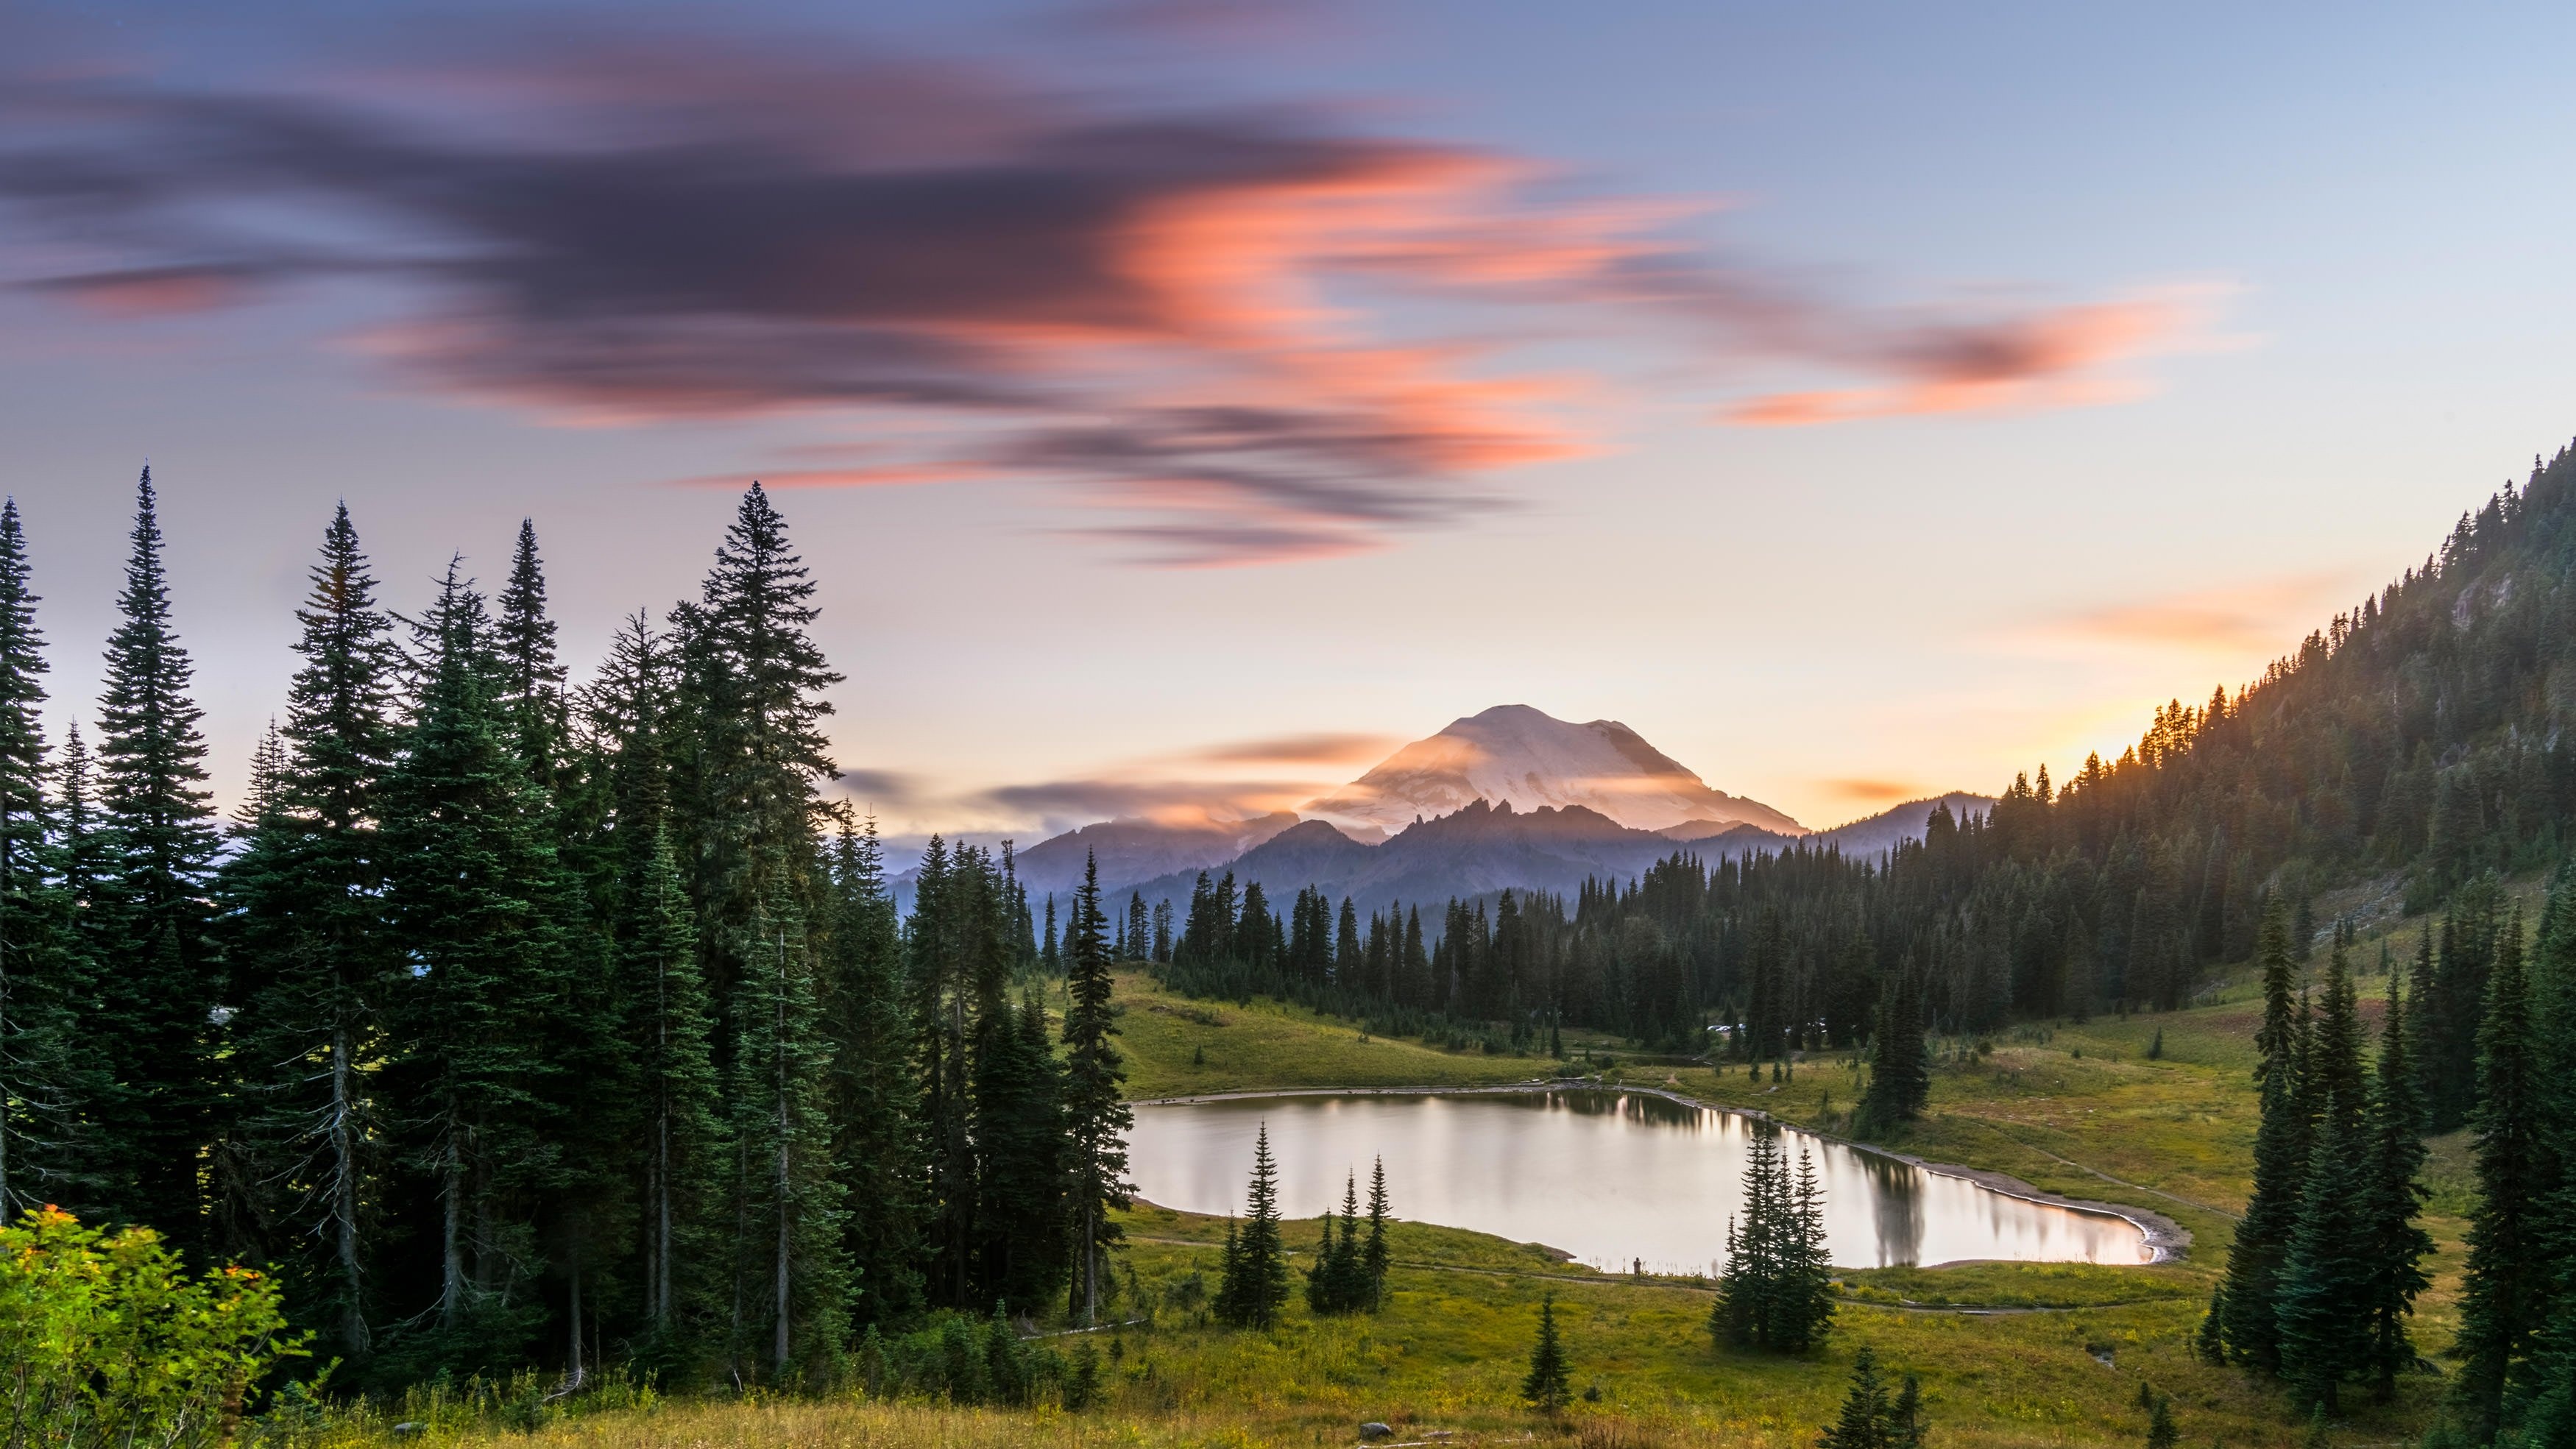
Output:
(1303, 704), (1804, 837)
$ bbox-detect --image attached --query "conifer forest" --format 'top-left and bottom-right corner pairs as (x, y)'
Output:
(0, 474), (1144, 1391)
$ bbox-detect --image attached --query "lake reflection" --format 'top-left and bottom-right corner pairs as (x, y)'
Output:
(1127, 1090), (2149, 1272)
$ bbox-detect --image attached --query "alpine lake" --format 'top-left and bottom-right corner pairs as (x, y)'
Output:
(1127, 1088), (2154, 1274)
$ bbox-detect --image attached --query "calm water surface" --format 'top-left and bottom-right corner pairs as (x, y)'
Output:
(1128, 1090), (2149, 1272)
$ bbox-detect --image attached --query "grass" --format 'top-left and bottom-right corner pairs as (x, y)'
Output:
(364, 1210), (2446, 1449)
(295, 944), (2482, 1449)
(1111, 969), (1575, 1099)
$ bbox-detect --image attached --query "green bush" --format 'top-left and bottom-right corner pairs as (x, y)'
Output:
(0, 1206), (305, 1448)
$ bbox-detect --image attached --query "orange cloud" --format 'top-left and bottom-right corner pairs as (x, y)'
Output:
(1820, 777), (1922, 804)
(1724, 294), (2201, 427)
(41, 266), (256, 316)
(2039, 573), (2357, 657)
(5, 29), (2219, 564)
(1191, 732), (1398, 766)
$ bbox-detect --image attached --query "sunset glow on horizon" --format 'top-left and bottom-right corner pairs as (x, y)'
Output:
(5, 1), (2572, 846)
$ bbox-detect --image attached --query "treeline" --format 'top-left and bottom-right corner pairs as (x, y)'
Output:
(1144, 442), (2576, 1075)
(0, 473), (1130, 1391)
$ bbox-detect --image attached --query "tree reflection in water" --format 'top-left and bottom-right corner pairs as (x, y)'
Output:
(1128, 1090), (2148, 1274)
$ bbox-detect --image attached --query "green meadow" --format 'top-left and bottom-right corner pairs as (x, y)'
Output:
(312, 950), (2470, 1449)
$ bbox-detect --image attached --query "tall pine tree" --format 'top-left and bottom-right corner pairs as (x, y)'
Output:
(2221, 899), (2306, 1372)
(92, 466), (224, 1252)
(822, 818), (924, 1331)
(2454, 910), (2546, 1440)
(1216, 1125), (1289, 1329)
(2358, 971), (2433, 1402)
(725, 879), (846, 1381)
(1061, 851), (1132, 1325)
(623, 824), (723, 1368)
(224, 503), (402, 1360)
(0, 499), (94, 1221)
(378, 565), (576, 1374)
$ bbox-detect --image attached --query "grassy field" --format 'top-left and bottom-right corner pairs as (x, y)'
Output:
(1108, 970), (1571, 1099)
(312, 952), (2474, 1449)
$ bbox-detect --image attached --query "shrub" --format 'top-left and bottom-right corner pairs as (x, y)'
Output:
(0, 1206), (305, 1449)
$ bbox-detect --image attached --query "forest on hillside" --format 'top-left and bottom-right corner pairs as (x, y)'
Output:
(1140, 443), (2576, 1071)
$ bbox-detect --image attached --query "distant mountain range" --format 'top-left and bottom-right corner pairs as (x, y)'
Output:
(915, 704), (1995, 919)
(1103, 792), (1995, 921)
(1005, 812), (1302, 900)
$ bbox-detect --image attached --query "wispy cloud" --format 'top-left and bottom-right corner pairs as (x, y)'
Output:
(1189, 731), (1397, 765)
(835, 768), (928, 809)
(1722, 294), (2209, 426)
(1819, 777), (1923, 804)
(0, 24), (2208, 565)
(2030, 574), (2360, 659)
(969, 776), (1313, 832)
(837, 726), (1395, 835)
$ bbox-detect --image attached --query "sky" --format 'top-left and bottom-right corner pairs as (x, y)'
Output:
(5, 0), (2575, 846)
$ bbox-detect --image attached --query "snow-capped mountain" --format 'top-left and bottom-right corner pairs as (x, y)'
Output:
(1301, 704), (1805, 837)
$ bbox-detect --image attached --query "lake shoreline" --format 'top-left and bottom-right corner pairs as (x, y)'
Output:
(1128, 1078), (2190, 1264)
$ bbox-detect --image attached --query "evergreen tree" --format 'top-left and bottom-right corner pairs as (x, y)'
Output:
(2277, 1088), (2371, 1410)
(1306, 1172), (1370, 1315)
(1061, 851), (1132, 1325)
(624, 823), (723, 1369)
(1335, 898), (1362, 984)
(669, 480), (841, 1057)
(2223, 899), (2306, 1372)
(2519, 873), (2576, 1448)
(493, 520), (567, 787)
(1819, 1347), (1924, 1449)
(224, 503), (402, 1359)
(91, 466), (224, 1251)
(1521, 1292), (1571, 1414)
(907, 836), (981, 1311)
(973, 989), (1069, 1314)
(56, 725), (113, 998)
(1889, 1369), (1927, 1449)
(1716, 1125), (1783, 1350)
(725, 879), (848, 1381)
(668, 485), (849, 1365)
(1364, 1155), (1392, 1309)
(2145, 1395), (2179, 1449)
(0, 498), (96, 1222)
(2358, 973), (2433, 1402)
(1306, 1196), (1341, 1315)
(2196, 1286), (2227, 1365)
(822, 818), (924, 1331)
(2454, 910), (2545, 1440)
(1715, 1124), (1833, 1352)
(378, 565), (575, 1372)
(1216, 1124), (1289, 1329)
(2279, 941), (2374, 1406)
(1859, 970), (1928, 1128)
(1780, 1144), (1836, 1351)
